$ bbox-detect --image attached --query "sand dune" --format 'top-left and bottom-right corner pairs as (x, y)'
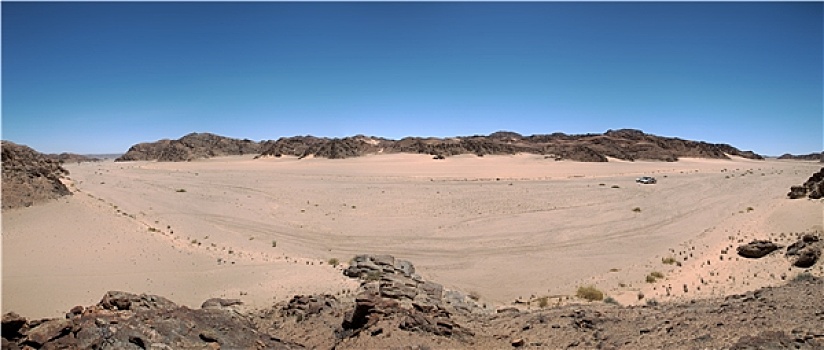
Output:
(2, 154), (821, 318)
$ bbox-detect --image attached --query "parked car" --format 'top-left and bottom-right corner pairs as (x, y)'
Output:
(636, 176), (657, 184)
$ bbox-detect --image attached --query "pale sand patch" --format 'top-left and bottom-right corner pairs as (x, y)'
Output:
(3, 154), (821, 317)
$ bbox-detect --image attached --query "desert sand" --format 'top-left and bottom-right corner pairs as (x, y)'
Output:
(3, 153), (822, 318)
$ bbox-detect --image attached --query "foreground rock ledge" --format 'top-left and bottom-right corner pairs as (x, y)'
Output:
(3, 256), (824, 350)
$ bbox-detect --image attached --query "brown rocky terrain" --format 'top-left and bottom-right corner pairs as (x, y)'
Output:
(778, 152), (823, 162)
(259, 129), (764, 162)
(115, 132), (261, 162)
(1, 141), (72, 210)
(4, 254), (822, 350)
(788, 167), (824, 199)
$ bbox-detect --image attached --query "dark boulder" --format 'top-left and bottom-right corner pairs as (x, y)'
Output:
(737, 240), (781, 258)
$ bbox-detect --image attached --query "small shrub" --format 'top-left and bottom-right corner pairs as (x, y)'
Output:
(328, 258), (340, 267)
(793, 272), (815, 282)
(603, 296), (620, 305)
(536, 296), (549, 308)
(364, 270), (382, 281)
(632, 207), (642, 213)
(576, 286), (604, 301)
(662, 257), (677, 265)
(176, 188), (186, 193)
(272, 240), (277, 248)
(646, 275), (657, 283)
(746, 207), (754, 212)
(148, 227), (158, 232)
(611, 185), (620, 189)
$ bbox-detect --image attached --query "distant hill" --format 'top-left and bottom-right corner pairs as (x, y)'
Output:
(1, 141), (72, 210)
(115, 129), (764, 162)
(778, 152), (823, 162)
(115, 133), (262, 162)
(45, 152), (101, 163)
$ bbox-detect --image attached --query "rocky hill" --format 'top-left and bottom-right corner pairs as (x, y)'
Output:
(778, 152), (823, 162)
(1, 141), (72, 210)
(3, 254), (822, 350)
(256, 129), (763, 162)
(115, 133), (261, 162)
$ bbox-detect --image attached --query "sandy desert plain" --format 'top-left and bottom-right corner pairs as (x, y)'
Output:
(2, 153), (823, 319)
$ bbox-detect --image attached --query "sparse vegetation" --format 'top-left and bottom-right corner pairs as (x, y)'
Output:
(176, 188), (186, 193)
(576, 286), (604, 301)
(603, 296), (620, 305)
(272, 240), (277, 248)
(632, 207), (642, 213)
(328, 258), (340, 267)
(662, 257), (677, 265)
(611, 185), (620, 189)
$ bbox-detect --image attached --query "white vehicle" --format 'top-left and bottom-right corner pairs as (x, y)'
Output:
(636, 176), (657, 184)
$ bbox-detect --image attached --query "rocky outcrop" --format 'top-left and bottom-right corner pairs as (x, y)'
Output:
(115, 132), (261, 162)
(778, 152), (823, 162)
(1, 141), (72, 210)
(788, 167), (824, 199)
(737, 240), (781, 258)
(1, 291), (298, 350)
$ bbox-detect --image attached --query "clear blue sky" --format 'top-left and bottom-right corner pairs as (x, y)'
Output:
(2, 2), (822, 155)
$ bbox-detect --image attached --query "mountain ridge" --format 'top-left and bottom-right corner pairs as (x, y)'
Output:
(114, 129), (765, 162)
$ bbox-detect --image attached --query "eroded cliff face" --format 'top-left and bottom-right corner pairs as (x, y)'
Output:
(1, 141), (72, 210)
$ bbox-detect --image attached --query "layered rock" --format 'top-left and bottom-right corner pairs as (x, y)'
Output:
(115, 132), (261, 162)
(1, 141), (72, 210)
(788, 167), (824, 199)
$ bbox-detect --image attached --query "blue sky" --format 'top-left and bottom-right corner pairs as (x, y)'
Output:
(2, 2), (822, 155)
